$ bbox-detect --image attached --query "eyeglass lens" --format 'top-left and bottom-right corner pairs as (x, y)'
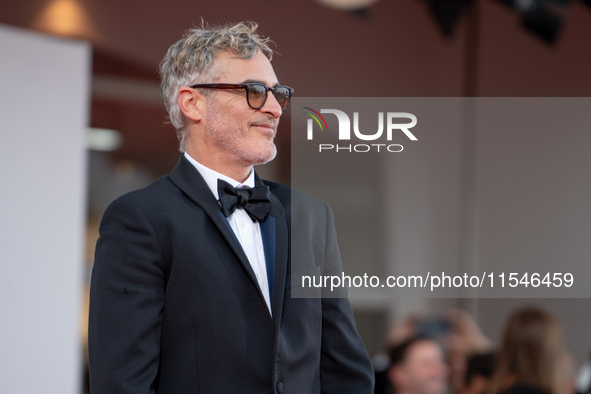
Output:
(247, 84), (291, 110)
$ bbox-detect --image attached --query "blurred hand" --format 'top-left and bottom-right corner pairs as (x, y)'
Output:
(446, 309), (491, 354)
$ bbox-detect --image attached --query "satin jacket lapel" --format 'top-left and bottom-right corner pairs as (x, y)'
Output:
(258, 175), (288, 327)
(169, 155), (267, 307)
(259, 216), (275, 299)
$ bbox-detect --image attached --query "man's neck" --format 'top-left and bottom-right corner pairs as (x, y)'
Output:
(184, 149), (252, 183)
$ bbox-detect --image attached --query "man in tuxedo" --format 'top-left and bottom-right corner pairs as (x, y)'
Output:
(88, 21), (374, 393)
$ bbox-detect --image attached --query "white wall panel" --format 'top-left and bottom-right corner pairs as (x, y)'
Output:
(0, 24), (90, 394)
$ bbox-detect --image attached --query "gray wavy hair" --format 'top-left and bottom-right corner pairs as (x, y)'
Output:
(158, 21), (274, 152)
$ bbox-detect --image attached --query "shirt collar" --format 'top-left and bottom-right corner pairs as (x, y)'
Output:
(184, 151), (255, 201)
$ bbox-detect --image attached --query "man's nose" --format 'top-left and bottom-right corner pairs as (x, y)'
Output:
(260, 91), (283, 118)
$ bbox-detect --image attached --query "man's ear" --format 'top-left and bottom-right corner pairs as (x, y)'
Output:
(178, 86), (205, 123)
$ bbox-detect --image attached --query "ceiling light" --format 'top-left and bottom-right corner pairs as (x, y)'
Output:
(316, 0), (380, 11)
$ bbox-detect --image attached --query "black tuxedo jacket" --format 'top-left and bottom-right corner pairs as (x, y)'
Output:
(88, 155), (374, 393)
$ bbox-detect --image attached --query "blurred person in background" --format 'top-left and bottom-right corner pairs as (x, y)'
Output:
(446, 310), (493, 394)
(575, 351), (591, 394)
(488, 307), (570, 394)
(386, 309), (492, 394)
(387, 336), (449, 394)
(463, 352), (496, 394)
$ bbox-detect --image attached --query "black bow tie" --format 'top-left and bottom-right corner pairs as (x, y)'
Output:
(217, 179), (271, 223)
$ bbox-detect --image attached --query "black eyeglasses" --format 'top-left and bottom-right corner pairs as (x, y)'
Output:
(189, 83), (294, 110)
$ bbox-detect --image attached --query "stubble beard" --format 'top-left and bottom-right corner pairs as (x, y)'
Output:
(205, 100), (277, 167)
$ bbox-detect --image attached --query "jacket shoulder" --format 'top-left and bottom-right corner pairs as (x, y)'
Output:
(103, 175), (179, 217)
(263, 180), (335, 226)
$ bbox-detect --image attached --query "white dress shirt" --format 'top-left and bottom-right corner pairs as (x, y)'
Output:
(184, 152), (272, 315)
